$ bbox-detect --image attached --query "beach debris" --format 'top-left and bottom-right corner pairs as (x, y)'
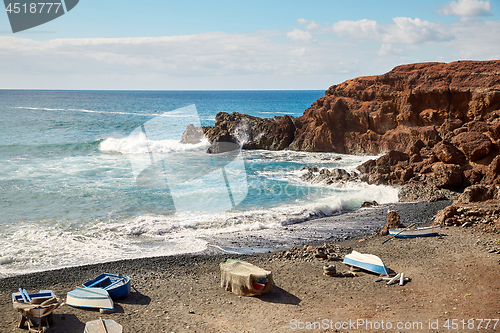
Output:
(374, 273), (411, 285)
(220, 259), (273, 296)
(323, 265), (337, 276)
(380, 210), (406, 236)
(273, 243), (351, 262)
(386, 273), (401, 285)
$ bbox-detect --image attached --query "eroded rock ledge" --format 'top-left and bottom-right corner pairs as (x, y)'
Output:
(197, 60), (500, 233)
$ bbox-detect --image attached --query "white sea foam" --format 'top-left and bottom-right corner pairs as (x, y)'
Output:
(99, 135), (210, 154)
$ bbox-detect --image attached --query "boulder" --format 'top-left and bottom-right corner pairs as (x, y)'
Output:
(432, 141), (466, 165)
(457, 185), (493, 203)
(380, 210), (406, 236)
(431, 162), (463, 189)
(452, 132), (492, 161)
(180, 124), (205, 144)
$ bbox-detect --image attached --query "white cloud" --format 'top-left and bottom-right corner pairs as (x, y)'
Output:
(438, 0), (492, 17)
(0, 31), (339, 89)
(286, 29), (313, 41)
(0, 10), (499, 90)
(297, 18), (320, 30)
(377, 44), (405, 57)
(332, 19), (378, 39)
(384, 17), (452, 44)
(332, 17), (451, 44)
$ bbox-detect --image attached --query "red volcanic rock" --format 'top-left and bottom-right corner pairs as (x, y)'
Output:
(431, 162), (463, 189)
(290, 60), (500, 154)
(483, 155), (500, 185)
(380, 210), (406, 236)
(451, 131), (492, 161)
(432, 141), (466, 165)
(203, 60), (500, 191)
(439, 118), (463, 139)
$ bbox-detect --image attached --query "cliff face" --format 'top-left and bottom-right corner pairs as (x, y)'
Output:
(290, 60), (500, 154)
(202, 60), (500, 192)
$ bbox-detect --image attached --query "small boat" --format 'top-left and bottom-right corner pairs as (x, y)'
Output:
(343, 250), (388, 275)
(66, 287), (114, 311)
(85, 318), (123, 333)
(12, 289), (55, 303)
(82, 273), (131, 299)
(12, 289), (61, 331)
(220, 259), (274, 296)
(389, 225), (441, 238)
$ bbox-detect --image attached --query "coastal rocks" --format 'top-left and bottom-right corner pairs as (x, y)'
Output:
(201, 112), (296, 151)
(431, 162), (463, 189)
(300, 166), (354, 185)
(272, 243), (351, 262)
(451, 132), (492, 161)
(289, 60), (500, 154)
(432, 141), (466, 165)
(432, 203), (500, 233)
(180, 124), (205, 144)
(380, 210), (406, 236)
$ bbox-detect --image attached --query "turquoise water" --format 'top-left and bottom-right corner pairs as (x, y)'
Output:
(0, 90), (398, 277)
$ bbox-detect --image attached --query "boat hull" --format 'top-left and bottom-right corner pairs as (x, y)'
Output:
(82, 273), (131, 299)
(343, 251), (388, 275)
(389, 225), (441, 238)
(66, 287), (114, 311)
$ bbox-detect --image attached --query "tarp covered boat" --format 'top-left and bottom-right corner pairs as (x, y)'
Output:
(220, 259), (273, 296)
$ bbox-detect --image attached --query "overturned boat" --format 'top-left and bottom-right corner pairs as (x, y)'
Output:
(343, 250), (389, 275)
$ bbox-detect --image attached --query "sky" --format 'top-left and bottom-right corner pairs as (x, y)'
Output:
(0, 0), (499, 90)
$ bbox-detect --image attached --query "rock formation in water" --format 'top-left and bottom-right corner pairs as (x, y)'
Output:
(196, 60), (500, 230)
(201, 60), (500, 195)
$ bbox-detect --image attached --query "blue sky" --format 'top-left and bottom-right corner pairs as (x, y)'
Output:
(1, 0), (499, 89)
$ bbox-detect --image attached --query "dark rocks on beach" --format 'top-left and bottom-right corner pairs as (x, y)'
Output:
(380, 210), (406, 236)
(272, 243), (351, 262)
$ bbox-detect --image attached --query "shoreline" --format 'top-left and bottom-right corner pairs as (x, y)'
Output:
(0, 200), (452, 281)
(1, 203), (499, 332)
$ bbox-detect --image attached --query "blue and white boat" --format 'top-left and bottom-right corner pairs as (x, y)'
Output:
(82, 273), (131, 299)
(389, 225), (441, 238)
(343, 250), (388, 275)
(66, 287), (114, 311)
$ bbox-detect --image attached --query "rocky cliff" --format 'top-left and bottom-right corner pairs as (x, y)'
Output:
(199, 60), (500, 231)
(203, 60), (500, 191)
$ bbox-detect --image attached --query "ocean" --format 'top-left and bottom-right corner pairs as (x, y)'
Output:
(0, 90), (398, 277)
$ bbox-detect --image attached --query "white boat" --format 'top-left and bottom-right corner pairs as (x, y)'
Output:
(389, 225), (441, 238)
(66, 287), (114, 311)
(85, 318), (123, 333)
(343, 250), (388, 275)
